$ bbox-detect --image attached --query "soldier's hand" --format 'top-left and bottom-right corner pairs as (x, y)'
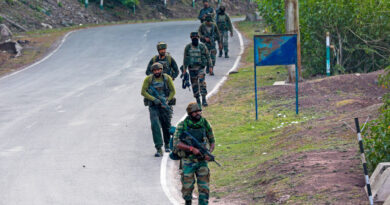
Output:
(204, 155), (211, 161)
(191, 147), (201, 155)
(230, 32), (234, 37)
(153, 99), (162, 105)
(218, 44), (222, 50)
(210, 143), (215, 153)
(205, 37), (210, 42)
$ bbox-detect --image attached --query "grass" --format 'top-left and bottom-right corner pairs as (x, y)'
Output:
(203, 20), (368, 204)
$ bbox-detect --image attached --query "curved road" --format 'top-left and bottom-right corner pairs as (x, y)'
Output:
(0, 20), (241, 204)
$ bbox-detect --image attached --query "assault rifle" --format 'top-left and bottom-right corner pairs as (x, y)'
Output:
(181, 131), (221, 167)
(180, 65), (191, 91)
(148, 86), (172, 111)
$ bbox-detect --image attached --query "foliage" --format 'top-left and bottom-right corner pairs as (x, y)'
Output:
(257, 0), (390, 76)
(83, 0), (139, 7)
(363, 66), (390, 173)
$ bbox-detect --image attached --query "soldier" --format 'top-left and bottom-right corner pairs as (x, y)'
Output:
(216, 6), (233, 58)
(198, 0), (215, 23)
(173, 102), (215, 205)
(183, 32), (212, 107)
(141, 62), (176, 157)
(198, 15), (222, 75)
(146, 42), (179, 80)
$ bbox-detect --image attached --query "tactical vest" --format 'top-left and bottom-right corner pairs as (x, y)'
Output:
(188, 45), (203, 67)
(149, 74), (170, 98)
(201, 24), (216, 48)
(152, 54), (173, 76)
(217, 14), (227, 31)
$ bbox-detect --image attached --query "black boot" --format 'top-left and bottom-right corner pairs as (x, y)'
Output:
(202, 95), (208, 107)
(154, 148), (163, 157)
(218, 50), (223, 57)
(225, 51), (229, 58)
(164, 144), (170, 153)
(185, 200), (192, 205)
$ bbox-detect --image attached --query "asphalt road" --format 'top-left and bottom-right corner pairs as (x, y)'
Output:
(0, 20), (241, 204)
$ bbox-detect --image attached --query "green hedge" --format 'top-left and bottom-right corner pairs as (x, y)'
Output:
(257, 0), (390, 77)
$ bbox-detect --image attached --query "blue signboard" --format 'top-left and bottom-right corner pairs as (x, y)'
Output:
(254, 34), (297, 66)
(253, 34), (299, 120)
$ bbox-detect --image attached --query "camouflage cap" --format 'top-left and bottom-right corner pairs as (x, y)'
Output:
(157, 42), (167, 50)
(186, 102), (202, 114)
(151, 62), (163, 71)
(190, 32), (199, 37)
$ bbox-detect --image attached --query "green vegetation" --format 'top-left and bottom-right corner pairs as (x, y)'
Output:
(83, 0), (139, 7)
(257, 0), (390, 77)
(363, 67), (390, 173)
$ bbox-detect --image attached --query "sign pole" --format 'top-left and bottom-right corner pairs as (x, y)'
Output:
(295, 63), (299, 114)
(100, 0), (104, 10)
(254, 38), (259, 120)
(85, 0), (88, 8)
(326, 32), (331, 76)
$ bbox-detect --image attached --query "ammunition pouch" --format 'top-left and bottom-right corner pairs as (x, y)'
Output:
(168, 97), (176, 106)
(143, 98), (150, 106)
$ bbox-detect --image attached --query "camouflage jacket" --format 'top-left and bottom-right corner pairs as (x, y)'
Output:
(198, 7), (216, 23)
(198, 23), (221, 48)
(183, 42), (212, 70)
(173, 116), (215, 160)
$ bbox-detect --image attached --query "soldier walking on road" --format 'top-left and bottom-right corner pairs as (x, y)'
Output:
(141, 63), (176, 157)
(198, 0), (215, 23)
(198, 15), (222, 75)
(173, 102), (215, 205)
(146, 42), (179, 80)
(216, 6), (233, 58)
(183, 32), (212, 107)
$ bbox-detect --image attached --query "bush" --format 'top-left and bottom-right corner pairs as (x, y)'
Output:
(363, 66), (390, 173)
(257, 0), (390, 76)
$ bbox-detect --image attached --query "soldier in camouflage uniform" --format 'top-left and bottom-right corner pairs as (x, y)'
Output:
(183, 32), (212, 107)
(141, 62), (176, 157)
(216, 6), (233, 58)
(173, 102), (215, 205)
(198, 0), (215, 23)
(146, 42), (179, 80)
(198, 15), (222, 76)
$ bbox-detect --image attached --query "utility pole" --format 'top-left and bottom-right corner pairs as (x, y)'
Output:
(284, 0), (302, 82)
(85, 0), (88, 8)
(100, 0), (104, 10)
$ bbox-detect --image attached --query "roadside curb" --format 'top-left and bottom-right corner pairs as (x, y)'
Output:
(160, 22), (245, 205)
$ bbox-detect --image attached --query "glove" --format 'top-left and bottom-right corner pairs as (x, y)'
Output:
(153, 99), (161, 105)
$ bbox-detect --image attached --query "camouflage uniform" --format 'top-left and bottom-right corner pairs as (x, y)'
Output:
(198, 4), (215, 23)
(183, 35), (212, 100)
(216, 11), (233, 57)
(198, 20), (221, 73)
(173, 115), (215, 205)
(146, 42), (179, 80)
(141, 67), (176, 155)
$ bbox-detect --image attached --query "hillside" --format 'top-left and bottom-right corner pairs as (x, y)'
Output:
(0, 0), (255, 32)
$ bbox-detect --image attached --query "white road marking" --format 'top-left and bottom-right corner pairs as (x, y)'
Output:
(0, 31), (75, 80)
(160, 23), (245, 205)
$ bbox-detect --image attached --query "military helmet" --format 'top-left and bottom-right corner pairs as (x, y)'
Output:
(190, 32), (199, 38)
(205, 15), (213, 22)
(151, 62), (163, 71)
(157, 42), (167, 50)
(186, 102), (202, 114)
(219, 6), (226, 11)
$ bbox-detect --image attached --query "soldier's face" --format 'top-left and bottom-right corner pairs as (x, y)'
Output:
(206, 21), (211, 26)
(203, 2), (209, 7)
(153, 68), (163, 77)
(191, 111), (202, 120)
(158, 49), (166, 56)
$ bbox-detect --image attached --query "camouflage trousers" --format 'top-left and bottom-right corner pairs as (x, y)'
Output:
(220, 30), (229, 52)
(181, 159), (210, 205)
(148, 105), (172, 149)
(189, 67), (207, 98)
